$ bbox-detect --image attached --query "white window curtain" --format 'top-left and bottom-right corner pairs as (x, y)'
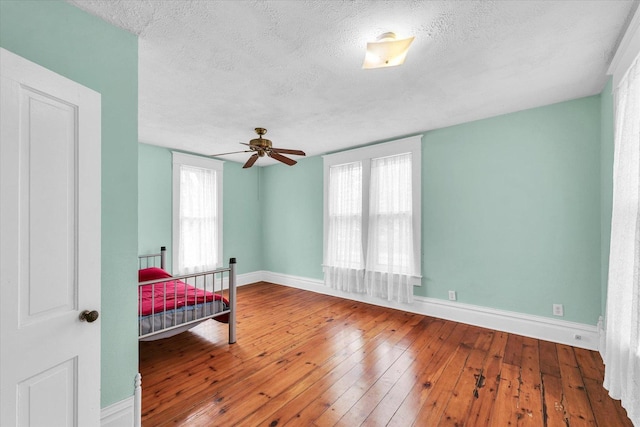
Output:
(603, 52), (640, 425)
(365, 153), (416, 303)
(178, 165), (218, 274)
(324, 161), (365, 293)
(323, 136), (422, 303)
(172, 152), (223, 276)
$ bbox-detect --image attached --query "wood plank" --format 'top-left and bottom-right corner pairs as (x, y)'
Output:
(574, 347), (603, 382)
(556, 344), (597, 426)
(466, 331), (509, 427)
(138, 283), (634, 427)
(260, 314), (416, 427)
(332, 317), (443, 427)
(517, 336), (543, 426)
(360, 320), (456, 427)
(503, 333), (524, 366)
(489, 363), (521, 426)
(141, 318), (344, 422)
(157, 306), (394, 424)
(238, 306), (407, 422)
(583, 377), (633, 427)
(541, 373), (569, 427)
(270, 312), (407, 426)
(312, 344), (407, 427)
(385, 323), (470, 427)
(243, 316), (433, 427)
(590, 347), (606, 379)
(538, 341), (568, 427)
(143, 289), (384, 424)
(437, 330), (493, 426)
(539, 339), (561, 377)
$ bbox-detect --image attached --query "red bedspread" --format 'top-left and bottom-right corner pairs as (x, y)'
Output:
(138, 267), (228, 316)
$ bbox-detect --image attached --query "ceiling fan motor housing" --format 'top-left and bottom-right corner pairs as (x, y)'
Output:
(249, 127), (272, 156)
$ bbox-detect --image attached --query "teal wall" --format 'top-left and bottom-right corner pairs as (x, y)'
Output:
(139, 144), (173, 268)
(261, 156), (324, 279)
(600, 78), (615, 319)
(420, 96), (601, 324)
(223, 157), (263, 273)
(138, 148), (324, 279)
(138, 144), (263, 275)
(0, 0), (139, 408)
(141, 96), (606, 325)
(259, 96), (603, 325)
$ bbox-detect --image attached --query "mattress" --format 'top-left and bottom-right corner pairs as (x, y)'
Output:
(139, 300), (228, 336)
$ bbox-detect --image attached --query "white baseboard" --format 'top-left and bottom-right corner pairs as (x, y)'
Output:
(215, 270), (266, 290)
(101, 396), (134, 427)
(101, 373), (142, 427)
(237, 270), (266, 287)
(260, 271), (599, 351)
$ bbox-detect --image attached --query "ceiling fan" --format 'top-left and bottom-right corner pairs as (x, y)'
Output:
(210, 128), (306, 168)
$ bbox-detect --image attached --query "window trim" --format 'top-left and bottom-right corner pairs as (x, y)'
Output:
(172, 152), (224, 273)
(322, 135), (422, 285)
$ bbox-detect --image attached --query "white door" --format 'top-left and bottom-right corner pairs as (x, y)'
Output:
(0, 48), (101, 426)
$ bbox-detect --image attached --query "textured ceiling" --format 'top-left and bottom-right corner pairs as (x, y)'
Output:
(68, 0), (637, 166)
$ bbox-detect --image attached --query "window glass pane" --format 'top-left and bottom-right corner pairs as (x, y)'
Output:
(326, 162), (363, 269)
(369, 153), (413, 272)
(328, 162), (362, 215)
(179, 165), (217, 273)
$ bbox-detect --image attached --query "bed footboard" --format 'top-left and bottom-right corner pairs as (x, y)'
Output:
(137, 250), (237, 343)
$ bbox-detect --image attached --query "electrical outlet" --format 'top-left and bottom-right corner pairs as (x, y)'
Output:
(553, 304), (564, 316)
(448, 290), (457, 301)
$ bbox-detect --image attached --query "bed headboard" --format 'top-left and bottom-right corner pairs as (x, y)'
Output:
(138, 246), (166, 270)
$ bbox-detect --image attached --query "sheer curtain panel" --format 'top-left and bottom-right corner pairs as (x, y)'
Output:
(365, 153), (416, 303)
(603, 52), (640, 425)
(178, 165), (218, 274)
(324, 162), (365, 293)
(323, 136), (422, 303)
(172, 152), (223, 275)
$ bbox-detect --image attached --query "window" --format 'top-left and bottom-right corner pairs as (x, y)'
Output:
(172, 152), (223, 274)
(327, 161), (363, 270)
(323, 136), (422, 303)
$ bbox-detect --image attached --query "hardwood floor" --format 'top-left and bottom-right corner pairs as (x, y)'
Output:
(139, 282), (632, 426)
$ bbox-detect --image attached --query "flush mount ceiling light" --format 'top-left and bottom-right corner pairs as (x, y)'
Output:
(362, 32), (415, 69)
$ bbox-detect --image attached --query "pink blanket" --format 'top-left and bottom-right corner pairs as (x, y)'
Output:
(138, 267), (228, 316)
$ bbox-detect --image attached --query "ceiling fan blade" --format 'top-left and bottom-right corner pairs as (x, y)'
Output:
(271, 147), (306, 156)
(269, 151), (297, 166)
(209, 149), (252, 157)
(243, 153), (259, 168)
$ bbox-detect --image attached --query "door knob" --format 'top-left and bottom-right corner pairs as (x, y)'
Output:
(79, 310), (99, 323)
